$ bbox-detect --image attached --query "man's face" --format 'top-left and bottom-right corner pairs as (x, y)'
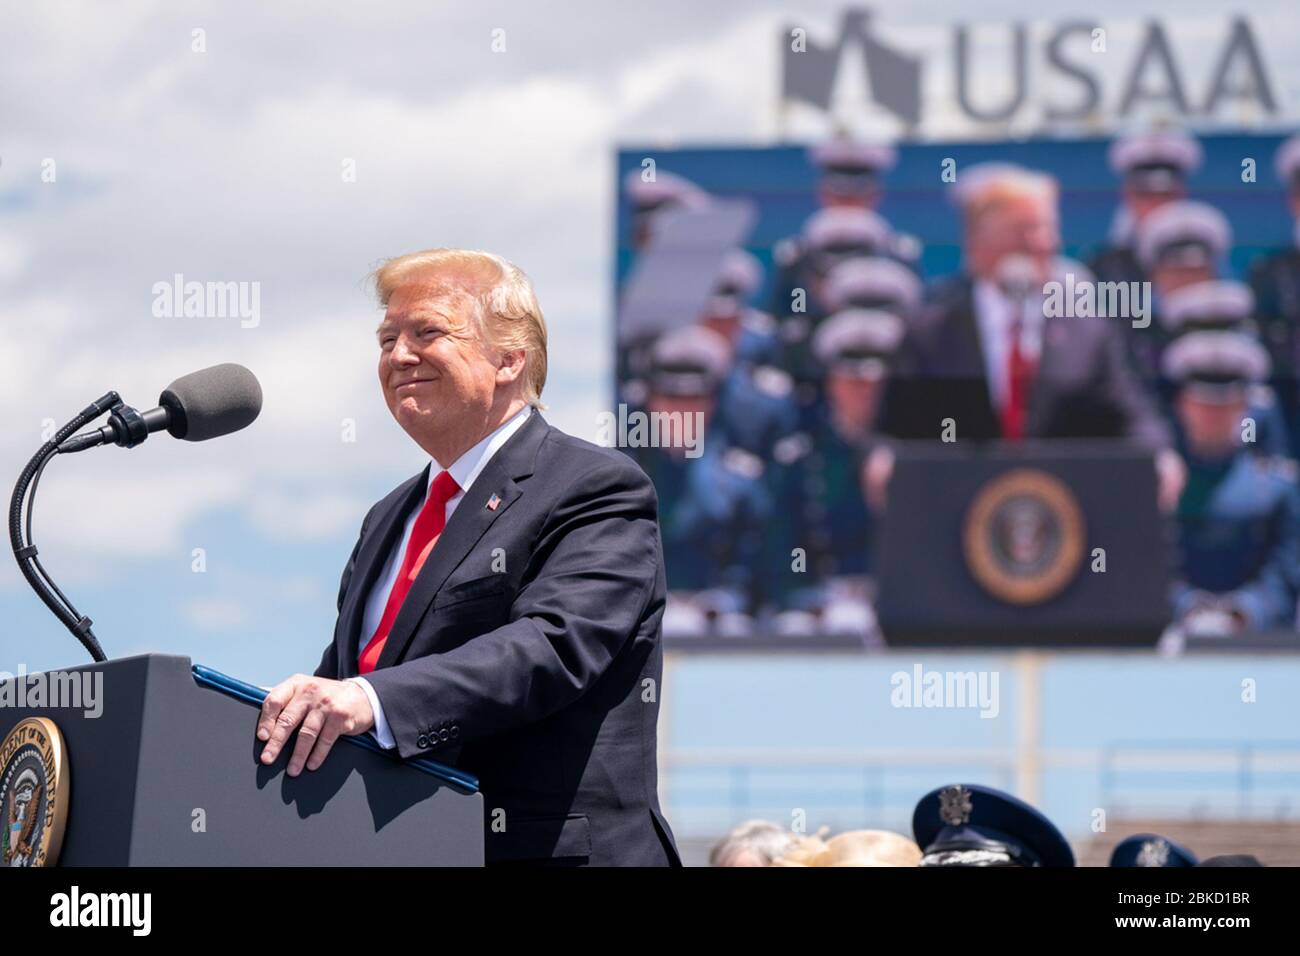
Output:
(1153, 261), (1214, 298)
(1124, 184), (1182, 225)
(647, 392), (714, 460)
(1177, 391), (1247, 458)
(826, 371), (882, 431)
(377, 276), (502, 444)
(968, 195), (1059, 282)
(700, 299), (742, 345)
(818, 183), (880, 210)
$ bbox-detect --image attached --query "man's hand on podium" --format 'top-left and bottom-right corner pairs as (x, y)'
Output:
(256, 675), (376, 777)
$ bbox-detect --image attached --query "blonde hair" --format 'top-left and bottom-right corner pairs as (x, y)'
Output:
(709, 820), (798, 867)
(962, 167), (1058, 232)
(372, 248), (548, 408)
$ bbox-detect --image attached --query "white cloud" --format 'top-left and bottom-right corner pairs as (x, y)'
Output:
(183, 598), (249, 632)
(247, 488), (372, 541)
(31, 464), (249, 557)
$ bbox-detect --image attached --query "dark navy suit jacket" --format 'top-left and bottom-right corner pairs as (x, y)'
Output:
(881, 275), (1172, 448)
(316, 412), (682, 866)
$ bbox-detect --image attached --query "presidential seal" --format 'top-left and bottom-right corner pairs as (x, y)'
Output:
(0, 717), (70, 867)
(962, 469), (1085, 606)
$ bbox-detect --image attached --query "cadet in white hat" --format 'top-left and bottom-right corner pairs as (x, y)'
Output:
(698, 248), (783, 368)
(1156, 281), (1292, 458)
(1159, 279), (1256, 335)
(820, 256), (923, 317)
(801, 207), (895, 268)
(633, 324), (775, 638)
(1163, 330), (1300, 635)
(809, 138), (897, 211)
(1091, 130), (1204, 286)
(1136, 200), (1231, 300)
(623, 169), (710, 250)
(1248, 133), (1300, 429)
(1163, 330), (1271, 399)
(770, 309), (905, 640)
(647, 324), (730, 399)
(765, 207), (899, 359)
(1109, 130), (1203, 198)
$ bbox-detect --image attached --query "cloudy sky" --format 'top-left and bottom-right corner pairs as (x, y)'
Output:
(1, 0), (1296, 682)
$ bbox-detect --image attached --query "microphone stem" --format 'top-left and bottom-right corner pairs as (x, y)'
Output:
(8, 393), (118, 662)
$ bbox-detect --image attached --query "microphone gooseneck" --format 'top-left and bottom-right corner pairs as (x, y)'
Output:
(11, 364), (263, 662)
(8, 392), (120, 661)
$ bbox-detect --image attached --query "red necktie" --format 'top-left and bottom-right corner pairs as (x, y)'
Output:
(1001, 315), (1038, 442)
(358, 470), (461, 674)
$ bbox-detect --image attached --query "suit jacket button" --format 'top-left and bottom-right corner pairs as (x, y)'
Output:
(450, 725), (460, 739)
(439, 728), (450, 741)
(416, 734), (429, 749)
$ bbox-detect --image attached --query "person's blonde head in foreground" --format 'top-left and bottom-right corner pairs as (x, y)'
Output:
(774, 829), (922, 867)
(710, 820), (802, 867)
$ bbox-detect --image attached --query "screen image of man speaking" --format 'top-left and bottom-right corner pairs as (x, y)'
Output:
(254, 249), (681, 866)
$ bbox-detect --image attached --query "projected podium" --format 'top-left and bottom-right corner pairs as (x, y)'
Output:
(876, 441), (1173, 647)
(0, 654), (483, 866)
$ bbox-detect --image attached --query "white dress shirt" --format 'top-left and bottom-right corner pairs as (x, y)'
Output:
(973, 279), (1044, 413)
(349, 406), (532, 749)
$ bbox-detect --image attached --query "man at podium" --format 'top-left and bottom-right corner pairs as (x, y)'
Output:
(876, 164), (1184, 511)
(254, 248), (682, 866)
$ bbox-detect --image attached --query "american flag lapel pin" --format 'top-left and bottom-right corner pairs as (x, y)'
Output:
(486, 493), (501, 511)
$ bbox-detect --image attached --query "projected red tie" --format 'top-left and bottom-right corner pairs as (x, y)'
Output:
(358, 470), (461, 674)
(1001, 317), (1038, 442)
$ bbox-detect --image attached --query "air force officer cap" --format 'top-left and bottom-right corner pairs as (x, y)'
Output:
(912, 783), (1075, 867)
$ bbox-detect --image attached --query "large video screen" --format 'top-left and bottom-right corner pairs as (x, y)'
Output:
(613, 132), (1300, 648)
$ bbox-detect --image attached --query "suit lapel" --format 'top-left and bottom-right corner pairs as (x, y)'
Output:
(1027, 314), (1068, 436)
(374, 412), (549, 670)
(951, 280), (1000, 434)
(335, 465), (430, 677)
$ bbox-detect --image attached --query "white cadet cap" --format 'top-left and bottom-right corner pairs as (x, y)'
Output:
(1160, 280), (1255, 333)
(623, 169), (710, 211)
(649, 324), (730, 396)
(801, 207), (893, 257)
(821, 256), (923, 313)
(1108, 130), (1203, 190)
(812, 308), (905, 377)
(714, 249), (764, 298)
(1162, 330), (1270, 391)
(1137, 200), (1231, 272)
(810, 139), (897, 174)
(1275, 133), (1300, 186)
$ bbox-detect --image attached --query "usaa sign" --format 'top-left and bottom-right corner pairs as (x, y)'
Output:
(782, 9), (1277, 131)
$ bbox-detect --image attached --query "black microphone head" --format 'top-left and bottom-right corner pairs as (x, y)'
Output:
(158, 363), (262, 442)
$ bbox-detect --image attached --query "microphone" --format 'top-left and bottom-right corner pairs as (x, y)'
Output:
(995, 253), (1043, 303)
(58, 363), (262, 453)
(11, 363), (263, 661)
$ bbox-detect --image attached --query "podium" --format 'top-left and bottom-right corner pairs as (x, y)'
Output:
(875, 441), (1173, 647)
(0, 654), (484, 865)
